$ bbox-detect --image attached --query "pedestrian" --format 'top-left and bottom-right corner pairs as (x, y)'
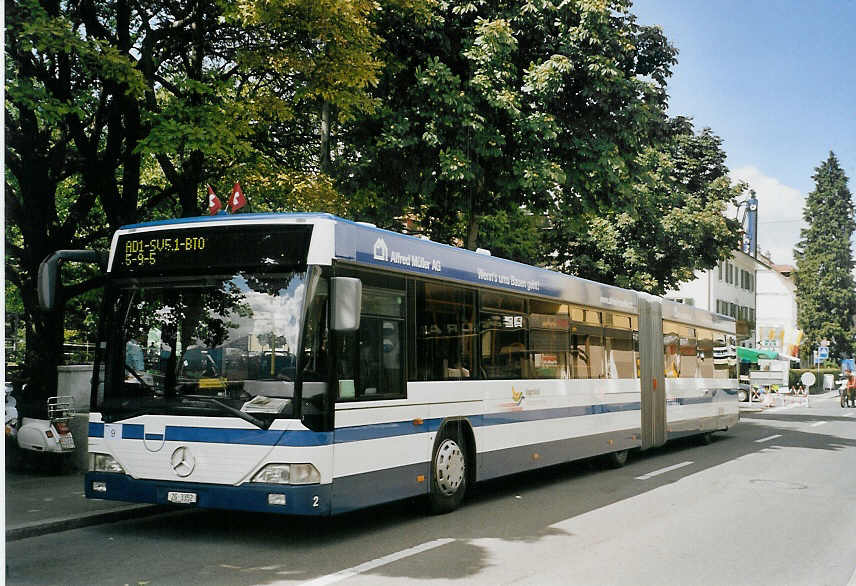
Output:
(847, 369), (856, 408)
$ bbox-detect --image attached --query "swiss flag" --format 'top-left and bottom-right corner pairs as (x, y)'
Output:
(207, 185), (222, 215)
(229, 181), (248, 212)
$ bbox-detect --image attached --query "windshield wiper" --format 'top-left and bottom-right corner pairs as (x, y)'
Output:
(182, 396), (271, 430)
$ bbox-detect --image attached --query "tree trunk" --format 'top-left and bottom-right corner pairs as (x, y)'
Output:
(320, 101), (331, 175)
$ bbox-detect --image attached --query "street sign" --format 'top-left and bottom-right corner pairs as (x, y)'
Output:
(818, 346), (829, 360)
(801, 372), (816, 387)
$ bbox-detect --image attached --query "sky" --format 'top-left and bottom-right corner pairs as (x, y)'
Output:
(632, 0), (856, 266)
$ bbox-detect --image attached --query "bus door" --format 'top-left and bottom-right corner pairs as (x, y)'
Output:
(638, 297), (666, 449)
(331, 280), (418, 512)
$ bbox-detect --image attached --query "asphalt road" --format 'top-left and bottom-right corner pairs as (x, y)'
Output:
(7, 395), (856, 586)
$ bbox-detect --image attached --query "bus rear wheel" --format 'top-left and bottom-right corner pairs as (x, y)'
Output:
(428, 429), (468, 514)
(604, 449), (629, 469)
(698, 431), (714, 445)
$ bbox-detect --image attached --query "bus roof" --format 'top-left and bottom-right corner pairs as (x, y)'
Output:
(115, 212), (735, 332)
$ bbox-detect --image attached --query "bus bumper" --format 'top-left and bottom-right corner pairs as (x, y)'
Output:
(85, 472), (332, 516)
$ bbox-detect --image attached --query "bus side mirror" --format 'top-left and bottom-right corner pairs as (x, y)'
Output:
(38, 250), (106, 311)
(331, 277), (362, 332)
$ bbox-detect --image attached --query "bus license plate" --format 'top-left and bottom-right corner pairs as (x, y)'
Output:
(167, 491), (197, 504)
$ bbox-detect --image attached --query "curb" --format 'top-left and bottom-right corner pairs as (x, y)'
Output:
(6, 504), (169, 542)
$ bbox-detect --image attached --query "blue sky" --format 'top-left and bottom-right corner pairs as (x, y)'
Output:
(633, 0), (856, 265)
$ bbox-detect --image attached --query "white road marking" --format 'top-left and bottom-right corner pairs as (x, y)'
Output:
(755, 434), (782, 443)
(635, 461), (694, 480)
(848, 563), (856, 586)
(294, 538), (455, 586)
(809, 421), (827, 427)
(843, 412), (855, 418)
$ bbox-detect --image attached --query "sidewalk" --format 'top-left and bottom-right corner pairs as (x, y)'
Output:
(5, 465), (164, 542)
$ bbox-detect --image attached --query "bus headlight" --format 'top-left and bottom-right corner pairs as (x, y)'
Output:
(89, 453), (125, 473)
(252, 463), (320, 485)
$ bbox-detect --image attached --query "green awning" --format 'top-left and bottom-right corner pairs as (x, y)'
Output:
(737, 346), (779, 363)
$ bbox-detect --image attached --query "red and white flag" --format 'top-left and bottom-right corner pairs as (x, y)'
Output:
(207, 184), (222, 215)
(229, 181), (247, 212)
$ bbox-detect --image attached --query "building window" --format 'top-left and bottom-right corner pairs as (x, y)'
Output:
(718, 263), (723, 281)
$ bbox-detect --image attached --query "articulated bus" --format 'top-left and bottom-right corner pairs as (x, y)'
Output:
(39, 213), (738, 516)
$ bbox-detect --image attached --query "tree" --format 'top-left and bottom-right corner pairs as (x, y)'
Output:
(337, 0), (739, 294)
(5, 0), (139, 403)
(794, 152), (856, 361)
(339, 0), (677, 247)
(548, 118), (744, 294)
(5, 0), (397, 408)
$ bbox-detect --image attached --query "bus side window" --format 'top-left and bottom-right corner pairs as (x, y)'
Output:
(480, 291), (528, 380)
(680, 326), (697, 379)
(335, 280), (406, 400)
(603, 312), (636, 379)
(570, 307), (603, 379)
(415, 282), (475, 381)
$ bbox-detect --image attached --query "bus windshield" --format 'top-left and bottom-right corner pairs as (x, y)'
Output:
(100, 271), (318, 424)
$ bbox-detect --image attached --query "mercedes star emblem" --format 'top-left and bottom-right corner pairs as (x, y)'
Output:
(170, 446), (196, 477)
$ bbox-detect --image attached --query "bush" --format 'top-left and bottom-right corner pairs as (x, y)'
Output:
(788, 368), (841, 394)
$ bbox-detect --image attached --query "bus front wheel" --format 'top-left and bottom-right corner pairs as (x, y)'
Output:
(428, 429), (468, 514)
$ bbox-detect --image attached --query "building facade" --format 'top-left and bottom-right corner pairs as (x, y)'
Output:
(666, 250), (761, 347)
(754, 254), (799, 356)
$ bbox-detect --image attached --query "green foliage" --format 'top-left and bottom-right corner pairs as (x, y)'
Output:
(794, 152), (856, 360)
(549, 120), (743, 294)
(338, 1), (739, 293)
(5, 0), (424, 401)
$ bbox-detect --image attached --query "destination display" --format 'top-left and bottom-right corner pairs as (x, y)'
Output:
(113, 225), (313, 276)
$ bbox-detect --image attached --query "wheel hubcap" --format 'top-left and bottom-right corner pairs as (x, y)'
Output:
(434, 438), (465, 496)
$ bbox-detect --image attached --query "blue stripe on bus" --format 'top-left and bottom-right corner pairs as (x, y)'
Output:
(88, 422), (330, 446)
(333, 419), (444, 443)
(87, 390), (731, 445)
(675, 396), (714, 406)
(123, 425), (144, 439)
(480, 402), (642, 427)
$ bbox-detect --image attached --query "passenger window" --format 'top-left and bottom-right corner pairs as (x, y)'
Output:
(570, 307), (603, 379)
(357, 316), (404, 397)
(529, 300), (570, 379)
(697, 328), (714, 378)
(481, 293), (528, 380)
(664, 321), (680, 378)
(680, 326), (698, 378)
(336, 279), (406, 400)
(603, 311), (636, 379)
(414, 282), (475, 381)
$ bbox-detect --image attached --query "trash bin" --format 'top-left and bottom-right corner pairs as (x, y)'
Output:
(823, 374), (835, 390)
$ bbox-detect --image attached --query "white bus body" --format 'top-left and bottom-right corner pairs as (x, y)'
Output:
(80, 213), (738, 515)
